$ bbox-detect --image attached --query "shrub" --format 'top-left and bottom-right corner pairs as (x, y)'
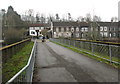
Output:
(4, 28), (26, 45)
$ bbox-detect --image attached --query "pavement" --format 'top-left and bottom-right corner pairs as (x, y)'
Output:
(33, 39), (119, 82)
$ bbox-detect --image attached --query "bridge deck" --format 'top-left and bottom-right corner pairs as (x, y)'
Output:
(33, 40), (118, 82)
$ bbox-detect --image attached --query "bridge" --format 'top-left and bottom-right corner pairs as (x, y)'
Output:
(2, 38), (120, 83)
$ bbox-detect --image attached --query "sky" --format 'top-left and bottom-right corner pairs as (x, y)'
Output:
(0, 0), (119, 21)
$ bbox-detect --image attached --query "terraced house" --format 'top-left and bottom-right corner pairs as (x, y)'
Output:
(51, 21), (90, 39)
(98, 22), (118, 41)
(51, 21), (119, 42)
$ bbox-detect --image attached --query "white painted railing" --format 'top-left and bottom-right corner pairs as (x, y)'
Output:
(6, 39), (37, 84)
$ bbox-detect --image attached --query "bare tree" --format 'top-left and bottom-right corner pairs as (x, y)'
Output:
(36, 13), (40, 23)
(68, 13), (71, 21)
(48, 14), (56, 22)
(85, 13), (92, 22)
(28, 9), (34, 16)
(21, 9), (35, 23)
(93, 15), (101, 22)
(40, 14), (46, 23)
(111, 17), (118, 22)
(77, 16), (83, 22)
(88, 15), (102, 40)
(81, 17), (85, 22)
(55, 13), (60, 21)
(61, 14), (67, 22)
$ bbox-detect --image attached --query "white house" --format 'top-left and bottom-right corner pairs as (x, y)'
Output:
(29, 24), (45, 37)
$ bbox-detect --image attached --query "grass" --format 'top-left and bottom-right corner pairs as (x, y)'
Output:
(50, 41), (120, 68)
(3, 41), (34, 83)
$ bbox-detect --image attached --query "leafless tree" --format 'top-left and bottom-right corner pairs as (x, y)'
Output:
(36, 12), (40, 23)
(40, 14), (46, 23)
(111, 17), (118, 22)
(77, 16), (83, 22)
(85, 13), (92, 22)
(55, 13), (60, 21)
(28, 9), (34, 16)
(21, 9), (35, 23)
(68, 13), (71, 21)
(93, 15), (101, 22)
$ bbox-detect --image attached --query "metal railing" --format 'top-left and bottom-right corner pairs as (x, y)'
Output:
(50, 38), (120, 65)
(0, 38), (31, 63)
(6, 39), (37, 84)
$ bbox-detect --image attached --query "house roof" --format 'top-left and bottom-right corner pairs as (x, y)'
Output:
(78, 22), (90, 27)
(119, 21), (120, 26)
(96, 22), (118, 26)
(52, 21), (78, 27)
(52, 21), (103, 27)
(29, 23), (50, 27)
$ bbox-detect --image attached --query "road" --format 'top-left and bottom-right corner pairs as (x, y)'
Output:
(33, 40), (118, 82)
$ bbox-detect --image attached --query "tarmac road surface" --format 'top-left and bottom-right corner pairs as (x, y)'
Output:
(33, 40), (119, 82)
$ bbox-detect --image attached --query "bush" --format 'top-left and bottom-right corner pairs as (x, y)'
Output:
(4, 28), (26, 45)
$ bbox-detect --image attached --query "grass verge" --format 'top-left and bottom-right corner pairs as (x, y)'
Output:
(3, 41), (34, 82)
(50, 41), (120, 69)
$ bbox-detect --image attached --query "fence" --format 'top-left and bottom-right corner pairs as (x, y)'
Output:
(50, 38), (120, 65)
(0, 38), (31, 63)
(6, 39), (37, 84)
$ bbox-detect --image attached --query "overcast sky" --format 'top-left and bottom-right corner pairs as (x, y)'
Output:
(0, 0), (119, 21)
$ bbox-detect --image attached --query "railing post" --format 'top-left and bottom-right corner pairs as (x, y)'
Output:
(69, 39), (70, 46)
(70, 39), (71, 46)
(65, 39), (66, 44)
(74, 40), (75, 47)
(81, 41), (83, 49)
(78, 41), (80, 48)
(62, 38), (63, 43)
(109, 45), (112, 63)
(91, 42), (94, 56)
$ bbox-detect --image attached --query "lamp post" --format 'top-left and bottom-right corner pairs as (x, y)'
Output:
(35, 30), (39, 39)
(71, 27), (74, 38)
(97, 23), (100, 41)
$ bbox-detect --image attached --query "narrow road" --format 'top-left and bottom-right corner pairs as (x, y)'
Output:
(33, 40), (118, 82)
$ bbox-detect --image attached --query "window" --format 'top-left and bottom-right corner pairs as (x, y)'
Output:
(81, 33), (84, 38)
(76, 33), (79, 37)
(76, 27), (79, 32)
(113, 27), (116, 31)
(66, 27), (69, 32)
(113, 33), (116, 37)
(59, 33), (62, 36)
(85, 27), (88, 32)
(71, 28), (74, 32)
(104, 32), (108, 37)
(81, 27), (84, 32)
(31, 31), (35, 34)
(119, 33), (120, 37)
(56, 27), (59, 32)
(41, 27), (44, 30)
(104, 26), (107, 31)
(61, 27), (64, 32)
(54, 32), (56, 35)
(59, 27), (61, 32)
(30, 27), (34, 30)
(109, 33), (112, 37)
(100, 32), (103, 37)
(100, 26), (103, 31)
